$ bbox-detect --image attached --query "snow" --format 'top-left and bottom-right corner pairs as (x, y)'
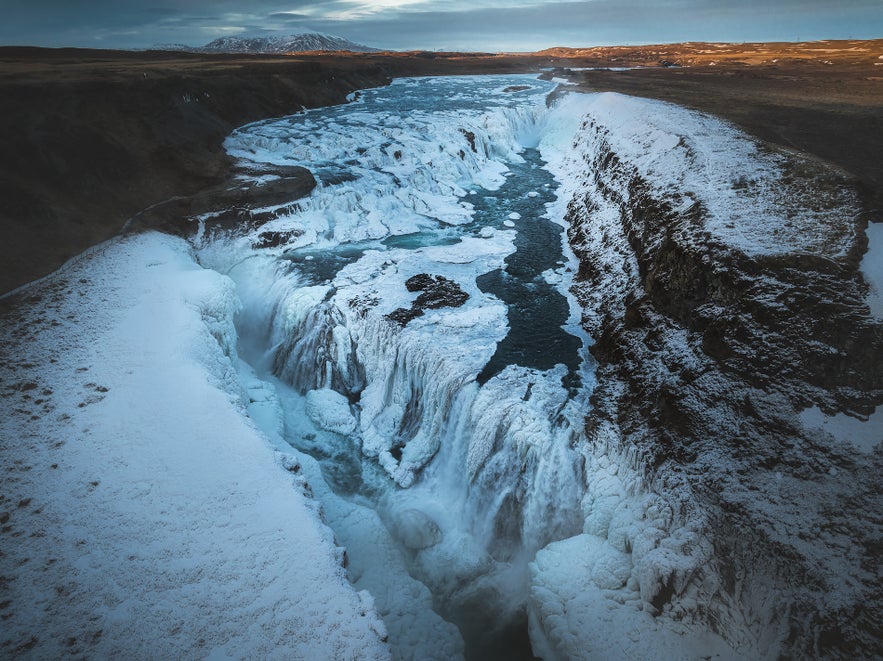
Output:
(541, 92), (861, 259)
(799, 405), (883, 453)
(862, 221), (883, 318)
(305, 388), (357, 434)
(528, 535), (738, 661)
(4, 74), (817, 660)
(0, 232), (389, 659)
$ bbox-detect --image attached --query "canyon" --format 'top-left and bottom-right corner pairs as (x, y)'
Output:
(1, 42), (882, 659)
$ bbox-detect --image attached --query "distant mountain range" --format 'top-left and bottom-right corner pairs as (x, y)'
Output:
(156, 33), (381, 54)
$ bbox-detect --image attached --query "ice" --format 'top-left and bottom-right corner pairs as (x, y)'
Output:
(305, 388), (358, 434)
(528, 534), (739, 661)
(5, 73), (800, 660)
(252, 382), (466, 660)
(800, 405), (883, 453)
(222, 76), (551, 255)
(193, 75), (775, 659)
(862, 221), (883, 318)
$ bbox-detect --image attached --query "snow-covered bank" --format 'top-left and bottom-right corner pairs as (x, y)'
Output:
(538, 89), (880, 659)
(541, 92), (860, 259)
(0, 233), (389, 659)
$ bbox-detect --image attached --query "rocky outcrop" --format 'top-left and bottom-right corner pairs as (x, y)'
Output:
(564, 112), (883, 656)
(386, 274), (469, 326)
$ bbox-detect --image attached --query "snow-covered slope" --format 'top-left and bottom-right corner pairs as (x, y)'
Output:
(0, 233), (389, 659)
(196, 33), (380, 53)
(534, 90), (881, 659)
(543, 92), (860, 259)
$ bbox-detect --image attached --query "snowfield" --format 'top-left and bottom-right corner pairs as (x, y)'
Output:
(0, 233), (389, 659)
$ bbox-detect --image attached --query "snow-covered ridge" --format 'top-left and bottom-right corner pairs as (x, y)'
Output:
(0, 232), (390, 659)
(544, 92), (861, 260)
(172, 33), (381, 53)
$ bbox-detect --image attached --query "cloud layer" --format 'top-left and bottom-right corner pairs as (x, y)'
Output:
(1, 0), (881, 51)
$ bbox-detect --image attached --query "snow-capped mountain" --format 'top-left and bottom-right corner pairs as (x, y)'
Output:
(196, 33), (380, 53)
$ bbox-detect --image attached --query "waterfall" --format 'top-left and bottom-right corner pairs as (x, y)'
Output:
(195, 76), (739, 660)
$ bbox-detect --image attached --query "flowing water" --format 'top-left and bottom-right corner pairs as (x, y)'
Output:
(198, 75), (594, 660)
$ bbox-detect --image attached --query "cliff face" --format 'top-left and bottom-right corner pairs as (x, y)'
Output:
(553, 93), (883, 657)
(0, 50), (392, 294)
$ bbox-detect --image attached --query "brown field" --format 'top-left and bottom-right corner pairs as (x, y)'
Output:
(1, 39), (881, 294)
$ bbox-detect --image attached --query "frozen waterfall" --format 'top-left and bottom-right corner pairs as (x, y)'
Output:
(195, 76), (736, 660)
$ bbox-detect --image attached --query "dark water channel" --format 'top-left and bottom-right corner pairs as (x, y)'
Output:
(473, 149), (582, 393)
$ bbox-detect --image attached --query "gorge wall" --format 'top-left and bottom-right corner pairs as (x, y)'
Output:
(2, 50), (881, 658)
(549, 92), (883, 657)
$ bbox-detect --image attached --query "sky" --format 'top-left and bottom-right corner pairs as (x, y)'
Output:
(0, 0), (881, 52)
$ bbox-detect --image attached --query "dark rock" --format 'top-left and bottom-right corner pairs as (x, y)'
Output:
(386, 307), (424, 326)
(387, 274), (468, 326)
(252, 229), (304, 249)
(459, 128), (477, 153)
(405, 273), (436, 292)
(415, 280), (469, 309)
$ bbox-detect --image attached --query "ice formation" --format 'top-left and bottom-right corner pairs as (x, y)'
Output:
(197, 76), (764, 659)
(9, 73), (862, 659)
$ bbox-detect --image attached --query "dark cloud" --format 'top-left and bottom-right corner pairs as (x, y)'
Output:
(0, 0), (880, 50)
(301, 0), (883, 51)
